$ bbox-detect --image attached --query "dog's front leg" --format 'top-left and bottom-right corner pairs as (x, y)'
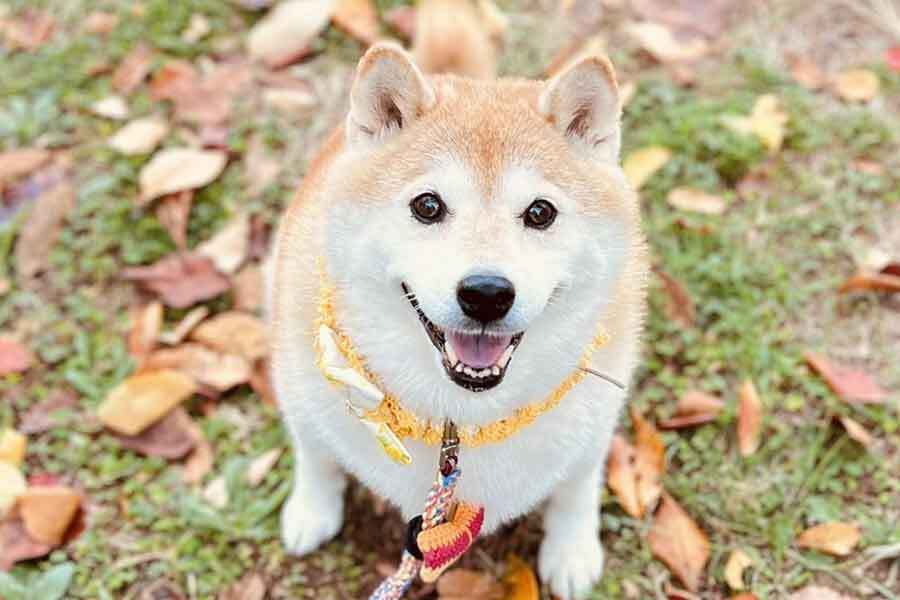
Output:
(281, 434), (347, 555)
(538, 459), (605, 600)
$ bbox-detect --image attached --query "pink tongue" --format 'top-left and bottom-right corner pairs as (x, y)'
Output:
(447, 332), (512, 369)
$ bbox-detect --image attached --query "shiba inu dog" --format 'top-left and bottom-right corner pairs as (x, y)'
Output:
(269, 27), (647, 600)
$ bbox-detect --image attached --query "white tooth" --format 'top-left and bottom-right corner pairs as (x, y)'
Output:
(492, 366), (500, 376)
(464, 367), (475, 377)
(455, 363), (464, 373)
(498, 345), (514, 368)
(445, 343), (458, 365)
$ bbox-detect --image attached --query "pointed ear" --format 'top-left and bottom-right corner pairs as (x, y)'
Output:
(347, 42), (436, 146)
(538, 55), (621, 162)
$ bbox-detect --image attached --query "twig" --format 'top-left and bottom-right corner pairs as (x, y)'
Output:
(579, 367), (627, 390)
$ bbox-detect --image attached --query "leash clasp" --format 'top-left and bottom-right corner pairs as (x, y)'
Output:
(439, 420), (459, 477)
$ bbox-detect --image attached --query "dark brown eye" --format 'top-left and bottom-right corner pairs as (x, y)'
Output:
(523, 199), (557, 230)
(410, 192), (446, 224)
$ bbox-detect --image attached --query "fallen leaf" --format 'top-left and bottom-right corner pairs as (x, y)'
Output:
(198, 124), (230, 150)
(138, 148), (227, 205)
(249, 215), (272, 260)
(797, 522), (861, 557)
(249, 359), (277, 406)
(625, 21), (708, 63)
(722, 95), (787, 153)
(838, 271), (900, 294)
(246, 0), (334, 68)
(149, 60), (197, 101)
(128, 301), (163, 365)
(218, 572), (266, 600)
(0, 517), (54, 570)
(155, 191), (193, 250)
(98, 370), (197, 435)
(160, 306), (209, 346)
(196, 213), (250, 275)
(18, 486), (82, 545)
(436, 568), (505, 599)
(112, 44), (154, 94)
(91, 95), (129, 120)
(14, 180), (76, 279)
(887, 46), (900, 73)
(787, 54), (825, 89)
(667, 187), (726, 215)
(833, 69), (880, 102)
(737, 380), (762, 457)
(262, 87), (318, 115)
(246, 448), (283, 487)
(632, 408), (665, 512)
(18, 390), (78, 434)
(838, 416), (873, 448)
(384, 6), (416, 39)
(1, 10), (55, 51)
(108, 116), (169, 155)
(852, 160), (884, 176)
(724, 549), (752, 590)
(203, 476), (229, 509)
(182, 13), (211, 43)
(190, 311), (268, 362)
(244, 137), (281, 197)
(144, 344), (252, 392)
(0, 338), (33, 375)
(113, 407), (196, 459)
(804, 352), (886, 404)
(789, 586), (855, 600)
(655, 268), (695, 328)
(659, 390), (724, 429)
(0, 429), (27, 466)
(607, 434), (642, 518)
(182, 419), (214, 484)
(169, 62), (252, 126)
(122, 253), (231, 308)
(233, 265), (263, 313)
(333, 0), (380, 45)
(622, 146), (672, 189)
(0, 462), (26, 518)
(648, 493), (710, 591)
(0, 148), (50, 188)
(83, 11), (119, 35)
(503, 555), (538, 600)
(731, 595), (759, 600)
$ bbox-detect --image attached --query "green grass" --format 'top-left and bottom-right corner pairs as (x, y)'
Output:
(1, 1), (898, 598)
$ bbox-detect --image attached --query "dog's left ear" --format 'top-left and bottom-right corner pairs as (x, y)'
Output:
(539, 56), (621, 162)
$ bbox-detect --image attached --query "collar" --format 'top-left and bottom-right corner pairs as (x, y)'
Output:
(314, 264), (610, 463)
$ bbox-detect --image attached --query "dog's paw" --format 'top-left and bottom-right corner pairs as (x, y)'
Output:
(280, 487), (344, 556)
(538, 532), (604, 600)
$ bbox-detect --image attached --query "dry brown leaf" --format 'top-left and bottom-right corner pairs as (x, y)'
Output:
(262, 87), (318, 115)
(606, 434), (642, 518)
(333, 0), (380, 45)
(83, 11), (119, 35)
(247, 0), (334, 67)
(0, 462), (26, 518)
(503, 555), (538, 600)
(183, 418), (214, 484)
(731, 595), (760, 600)
(170, 62), (252, 126)
(667, 187), (726, 215)
(18, 486), (82, 545)
(14, 180), (75, 280)
(112, 43), (154, 94)
(0, 148), (50, 187)
(129, 301), (164, 365)
(249, 359), (277, 407)
(804, 352), (886, 405)
(145, 344), (252, 392)
(121, 253), (231, 308)
(0, 428), (27, 466)
(436, 568), (505, 599)
(0, 517), (54, 570)
(655, 268), (696, 328)
(787, 54), (825, 89)
(797, 522), (861, 557)
(0, 338), (34, 375)
(160, 306), (210, 346)
(384, 6), (416, 39)
(625, 21), (708, 63)
(233, 265), (263, 313)
(659, 390), (724, 429)
(737, 380), (762, 457)
(838, 416), (873, 448)
(190, 311), (268, 362)
(91, 95), (129, 120)
(838, 271), (900, 294)
(108, 116), (169, 155)
(788, 586), (855, 600)
(1, 10), (55, 51)
(18, 389), (78, 434)
(149, 60), (197, 100)
(833, 69), (880, 102)
(246, 448), (283, 487)
(113, 406), (196, 459)
(197, 213), (250, 275)
(724, 549), (753, 590)
(155, 191), (193, 250)
(722, 95), (787, 153)
(139, 148), (227, 205)
(218, 572), (266, 600)
(622, 146), (672, 189)
(648, 493), (710, 592)
(632, 408), (665, 512)
(98, 370), (197, 435)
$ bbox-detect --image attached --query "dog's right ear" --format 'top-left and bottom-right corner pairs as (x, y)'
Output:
(346, 42), (436, 146)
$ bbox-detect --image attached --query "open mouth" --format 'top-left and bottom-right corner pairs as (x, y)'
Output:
(402, 284), (523, 392)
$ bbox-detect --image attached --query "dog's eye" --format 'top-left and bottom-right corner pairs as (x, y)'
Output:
(410, 192), (446, 224)
(522, 199), (557, 230)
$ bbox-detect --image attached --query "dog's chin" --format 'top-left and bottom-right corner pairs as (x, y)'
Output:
(402, 284), (524, 393)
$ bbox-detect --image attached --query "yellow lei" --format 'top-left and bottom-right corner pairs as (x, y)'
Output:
(315, 268), (609, 448)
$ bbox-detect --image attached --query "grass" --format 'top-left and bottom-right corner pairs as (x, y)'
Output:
(1, 1), (898, 598)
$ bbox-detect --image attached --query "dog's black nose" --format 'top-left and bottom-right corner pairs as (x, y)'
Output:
(457, 275), (515, 323)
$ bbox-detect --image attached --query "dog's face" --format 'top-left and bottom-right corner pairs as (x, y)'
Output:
(324, 44), (638, 419)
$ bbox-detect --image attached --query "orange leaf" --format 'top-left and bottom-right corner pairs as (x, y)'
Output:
(797, 522), (861, 556)
(112, 43), (153, 94)
(648, 493), (710, 591)
(436, 568), (505, 599)
(632, 408), (665, 512)
(606, 434), (642, 518)
(737, 380), (762, 456)
(333, 0), (380, 45)
(144, 344), (252, 392)
(128, 301), (163, 365)
(804, 352), (886, 404)
(659, 390), (723, 429)
(838, 271), (900, 294)
(18, 486), (82, 545)
(655, 268), (696, 328)
(190, 311), (268, 362)
(503, 554), (538, 600)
